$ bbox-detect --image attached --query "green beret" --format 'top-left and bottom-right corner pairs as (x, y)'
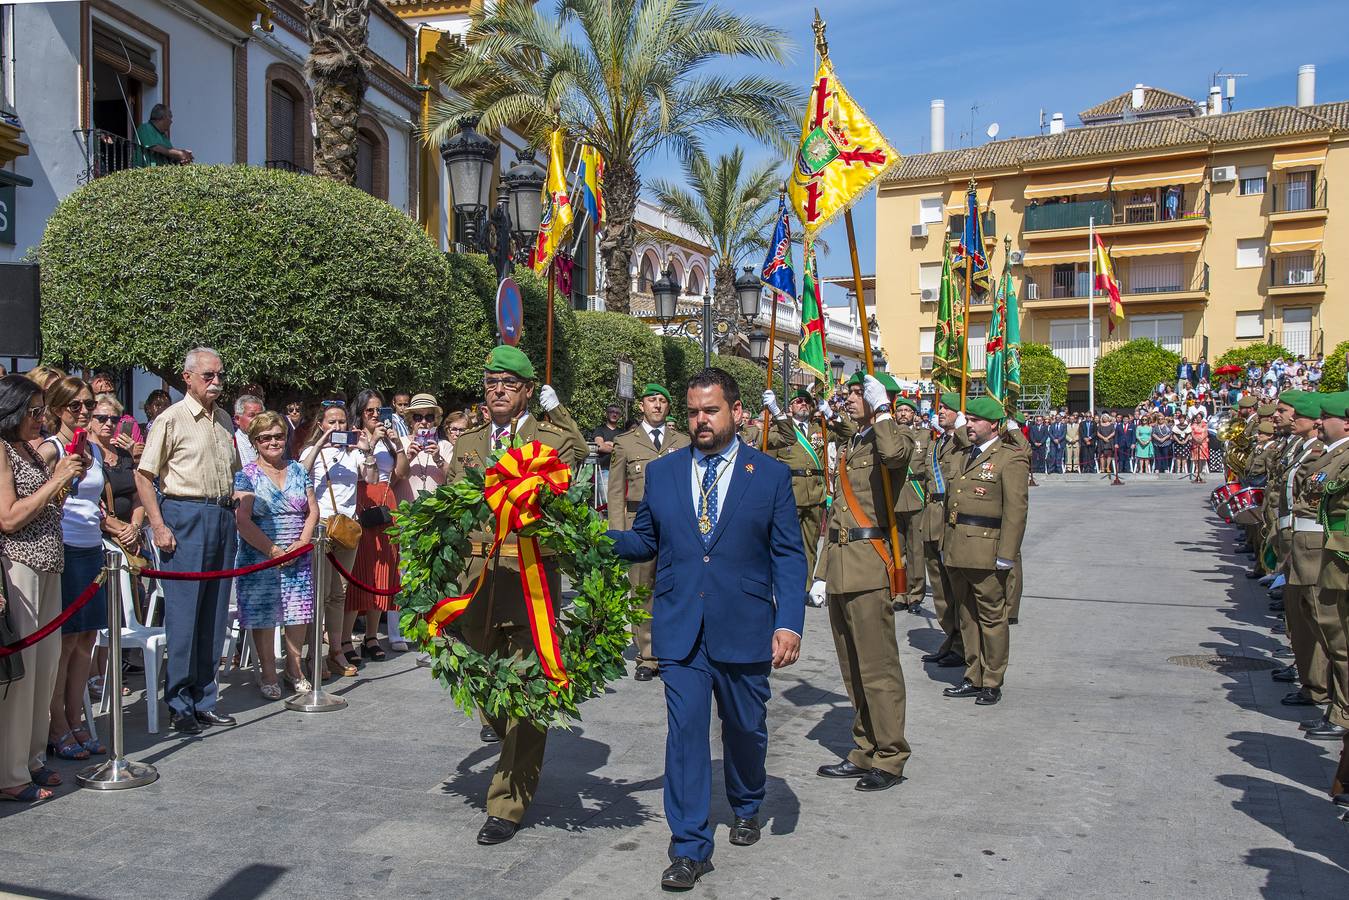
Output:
(641, 383), (671, 403)
(939, 392), (961, 412)
(485, 345), (535, 380)
(1236, 395), (1258, 409)
(1277, 390), (1305, 408)
(1256, 402), (1278, 417)
(791, 388), (813, 403)
(1320, 392), (1349, 419)
(875, 372), (901, 394)
(1288, 392), (1322, 419)
(846, 371), (866, 388)
(894, 396), (917, 411)
(964, 395), (1006, 422)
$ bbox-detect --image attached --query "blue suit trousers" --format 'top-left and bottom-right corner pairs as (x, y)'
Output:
(661, 630), (772, 862)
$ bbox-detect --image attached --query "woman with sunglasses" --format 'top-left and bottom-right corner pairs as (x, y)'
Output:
(344, 389), (408, 661)
(34, 377), (107, 761)
(397, 393), (454, 502)
(300, 399), (375, 677)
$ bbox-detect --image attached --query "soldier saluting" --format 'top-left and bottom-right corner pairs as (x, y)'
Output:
(607, 383), (690, 681)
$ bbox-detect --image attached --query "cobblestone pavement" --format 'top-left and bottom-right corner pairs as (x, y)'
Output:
(2, 480), (1347, 899)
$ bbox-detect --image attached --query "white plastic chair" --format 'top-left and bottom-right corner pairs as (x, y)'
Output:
(95, 542), (168, 733)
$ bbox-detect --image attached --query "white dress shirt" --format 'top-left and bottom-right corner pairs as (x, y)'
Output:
(690, 437), (740, 524)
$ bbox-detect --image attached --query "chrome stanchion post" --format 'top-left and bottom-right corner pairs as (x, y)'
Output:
(286, 524), (346, 712)
(77, 550), (159, 789)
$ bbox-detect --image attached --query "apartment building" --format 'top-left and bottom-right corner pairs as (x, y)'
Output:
(875, 70), (1346, 405)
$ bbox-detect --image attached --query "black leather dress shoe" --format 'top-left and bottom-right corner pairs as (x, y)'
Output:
(1333, 793), (1349, 808)
(1281, 691), (1320, 706)
(634, 666), (657, 682)
(1245, 568), (1261, 579)
(171, 712), (202, 735)
(476, 816), (517, 845)
(1300, 716), (1328, 731)
(943, 680), (981, 698)
(195, 710), (236, 727)
(854, 769), (903, 792)
(1306, 722), (1349, 741)
(661, 857), (713, 890)
(1271, 666), (1298, 682)
(920, 649), (946, 663)
(975, 687), (1003, 706)
(728, 817), (760, 846)
(937, 652), (966, 667)
(480, 725), (501, 743)
(816, 760), (867, 778)
(1008, 617), (1019, 625)
(1268, 599), (1286, 612)
(908, 602), (924, 615)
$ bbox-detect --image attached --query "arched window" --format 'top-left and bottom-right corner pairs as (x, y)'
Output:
(637, 250), (659, 293)
(354, 115), (388, 200)
(687, 266), (704, 297)
(265, 64), (311, 173)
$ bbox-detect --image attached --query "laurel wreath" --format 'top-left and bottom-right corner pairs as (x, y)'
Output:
(391, 458), (645, 728)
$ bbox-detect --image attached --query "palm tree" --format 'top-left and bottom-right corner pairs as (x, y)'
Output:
(424, 0), (799, 315)
(306, 0), (371, 183)
(647, 148), (781, 316)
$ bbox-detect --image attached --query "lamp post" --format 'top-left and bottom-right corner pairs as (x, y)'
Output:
(831, 354), (846, 384)
(441, 118), (545, 278)
(654, 261), (761, 368)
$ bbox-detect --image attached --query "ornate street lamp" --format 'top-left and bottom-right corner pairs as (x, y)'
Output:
(503, 147), (545, 252)
(652, 262), (681, 323)
(748, 330), (770, 361)
(831, 354), (845, 382)
(735, 265), (763, 320)
(440, 117), (497, 246)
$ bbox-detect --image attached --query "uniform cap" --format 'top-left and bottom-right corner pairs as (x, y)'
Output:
(1256, 402), (1278, 417)
(1277, 390), (1305, 408)
(964, 395), (1006, 422)
(485, 345), (535, 379)
(641, 383), (671, 403)
(1288, 392), (1323, 419)
(893, 396), (917, 411)
(846, 371), (866, 388)
(791, 388), (813, 403)
(938, 392), (961, 412)
(1236, 395), (1258, 409)
(875, 372), (901, 394)
(1320, 392), (1349, 419)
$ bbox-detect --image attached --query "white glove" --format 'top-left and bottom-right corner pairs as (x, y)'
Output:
(539, 384), (561, 412)
(818, 398), (836, 420)
(763, 390), (781, 417)
(862, 375), (889, 412)
(954, 412), (967, 429)
(1005, 419), (1019, 434)
(807, 579), (828, 608)
(995, 557), (1015, 571)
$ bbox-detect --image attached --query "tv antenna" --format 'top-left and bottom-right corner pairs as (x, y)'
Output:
(986, 122), (1000, 140)
(1213, 71), (1247, 111)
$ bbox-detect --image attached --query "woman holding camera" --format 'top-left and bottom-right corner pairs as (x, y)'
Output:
(397, 394), (454, 503)
(344, 390), (407, 660)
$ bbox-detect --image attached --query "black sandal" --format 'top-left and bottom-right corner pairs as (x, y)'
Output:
(361, 638), (386, 661)
(342, 642), (362, 666)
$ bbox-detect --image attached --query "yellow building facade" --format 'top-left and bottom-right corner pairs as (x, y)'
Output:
(875, 89), (1348, 404)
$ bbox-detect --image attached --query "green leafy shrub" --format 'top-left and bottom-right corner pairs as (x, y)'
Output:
(1095, 339), (1180, 409)
(1319, 340), (1349, 392)
(1214, 342), (1293, 370)
(1017, 343), (1068, 409)
(567, 311), (664, 428)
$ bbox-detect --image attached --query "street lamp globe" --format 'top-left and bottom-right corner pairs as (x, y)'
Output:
(652, 264), (680, 322)
(735, 266), (763, 320)
(503, 147), (546, 251)
(830, 354), (845, 381)
(748, 330), (770, 361)
(440, 117), (498, 221)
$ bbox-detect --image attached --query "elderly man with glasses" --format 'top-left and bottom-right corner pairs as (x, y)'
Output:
(134, 347), (242, 735)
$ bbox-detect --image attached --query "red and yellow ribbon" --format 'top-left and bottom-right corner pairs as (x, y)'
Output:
(425, 442), (572, 687)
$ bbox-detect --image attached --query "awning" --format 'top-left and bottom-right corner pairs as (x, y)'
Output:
(92, 25), (158, 87)
(1268, 221), (1324, 254)
(944, 182), (992, 213)
(1272, 143), (1327, 171)
(1108, 158), (1206, 192)
(1021, 239), (1092, 267)
(1024, 168), (1111, 199)
(1104, 234), (1203, 258)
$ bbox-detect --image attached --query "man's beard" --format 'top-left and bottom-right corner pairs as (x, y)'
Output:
(693, 420), (734, 451)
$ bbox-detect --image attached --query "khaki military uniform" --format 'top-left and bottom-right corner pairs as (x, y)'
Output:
(1278, 437), (1331, 704)
(891, 422), (931, 608)
(766, 414), (830, 591)
(925, 426), (971, 657)
(607, 421), (690, 670)
(1318, 444), (1349, 730)
(821, 416), (914, 776)
(1304, 439), (1349, 730)
(1001, 426), (1032, 624)
(739, 420), (762, 448)
(942, 436), (1030, 690)
(446, 406), (586, 824)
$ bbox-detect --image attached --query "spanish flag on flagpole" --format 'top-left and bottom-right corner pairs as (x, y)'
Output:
(1094, 233), (1124, 335)
(532, 128), (574, 277)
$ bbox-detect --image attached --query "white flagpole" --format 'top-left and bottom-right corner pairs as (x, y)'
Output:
(1088, 217), (1096, 415)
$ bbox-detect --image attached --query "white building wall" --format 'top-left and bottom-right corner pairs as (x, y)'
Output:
(367, 13), (408, 71)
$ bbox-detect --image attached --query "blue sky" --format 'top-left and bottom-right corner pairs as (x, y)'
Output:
(647, 0), (1349, 307)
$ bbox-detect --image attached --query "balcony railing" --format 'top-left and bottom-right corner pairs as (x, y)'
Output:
(265, 159), (313, 175)
(1027, 262), (1208, 301)
(1274, 328), (1321, 359)
(1023, 191), (1207, 233)
(76, 128), (139, 184)
(1270, 176), (1327, 213)
(1269, 252), (1325, 288)
(946, 211), (997, 240)
(1048, 334), (1205, 370)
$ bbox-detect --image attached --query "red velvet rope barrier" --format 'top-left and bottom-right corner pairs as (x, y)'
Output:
(0, 575), (105, 658)
(139, 542), (313, 580)
(326, 551), (402, 597)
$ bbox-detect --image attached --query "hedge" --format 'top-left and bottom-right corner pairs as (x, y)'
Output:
(40, 164), (457, 397)
(1214, 342), (1293, 371)
(567, 311), (665, 428)
(1320, 340), (1349, 392)
(1095, 339), (1180, 409)
(1017, 343), (1068, 409)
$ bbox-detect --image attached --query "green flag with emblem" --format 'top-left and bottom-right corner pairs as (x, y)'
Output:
(798, 241), (828, 381)
(932, 241), (963, 391)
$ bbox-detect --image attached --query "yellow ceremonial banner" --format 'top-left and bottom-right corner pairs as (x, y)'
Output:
(787, 56), (899, 238)
(532, 128), (574, 277)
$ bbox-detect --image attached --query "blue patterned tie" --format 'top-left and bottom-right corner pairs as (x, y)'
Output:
(697, 454), (723, 546)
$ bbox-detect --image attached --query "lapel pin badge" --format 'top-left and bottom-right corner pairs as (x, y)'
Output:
(745, 463), (754, 474)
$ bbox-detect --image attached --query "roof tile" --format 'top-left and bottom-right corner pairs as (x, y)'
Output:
(1080, 86), (1197, 121)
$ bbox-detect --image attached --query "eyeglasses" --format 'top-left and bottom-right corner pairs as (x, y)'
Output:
(321, 399), (345, 409)
(65, 400), (97, 412)
(91, 414), (119, 424)
(255, 433), (287, 444)
(448, 426), (466, 435)
(410, 413), (437, 423)
(483, 377), (525, 392)
(192, 370), (226, 383)
(285, 405), (302, 414)
(25, 405), (47, 420)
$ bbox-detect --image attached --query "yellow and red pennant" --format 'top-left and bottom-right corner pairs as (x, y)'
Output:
(425, 442), (572, 687)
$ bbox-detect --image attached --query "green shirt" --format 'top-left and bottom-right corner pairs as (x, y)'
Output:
(134, 121), (173, 167)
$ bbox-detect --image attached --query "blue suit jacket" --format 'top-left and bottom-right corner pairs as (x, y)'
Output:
(607, 440), (806, 664)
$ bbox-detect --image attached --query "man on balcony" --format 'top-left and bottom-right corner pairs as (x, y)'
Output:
(134, 104), (194, 168)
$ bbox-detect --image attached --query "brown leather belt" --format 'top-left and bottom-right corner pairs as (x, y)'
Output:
(954, 513), (1002, 528)
(469, 540), (556, 559)
(829, 527), (887, 544)
(625, 500), (643, 511)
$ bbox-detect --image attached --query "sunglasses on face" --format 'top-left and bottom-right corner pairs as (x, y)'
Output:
(483, 377), (525, 392)
(91, 414), (119, 424)
(191, 370), (225, 382)
(255, 433), (286, 444)
(66, 400), (97, 412)
(410, 413), (437, 423)
(26, 405), (47, 420)
(321, 399), (345, 409)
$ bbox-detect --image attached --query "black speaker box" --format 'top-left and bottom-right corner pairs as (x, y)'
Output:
(0, 262), (40, 357)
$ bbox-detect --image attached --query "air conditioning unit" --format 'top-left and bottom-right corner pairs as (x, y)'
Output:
(1212, 165), (1237, 183)
(1026, 281), (1039, 300)
(911, 222), (928, 238)
(920, 354), (934, 370)
(920, 288), (937, 301)
(1009, 249), (1025, 266)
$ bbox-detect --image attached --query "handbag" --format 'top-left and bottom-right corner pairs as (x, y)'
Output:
(355, 440), (396, 529)
(0, 569), (24, 687)
(319, 449), (364, 552)
(102, 479), (149, 571)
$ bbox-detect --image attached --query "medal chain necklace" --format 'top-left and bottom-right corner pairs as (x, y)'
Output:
(696, 455), (732, 535)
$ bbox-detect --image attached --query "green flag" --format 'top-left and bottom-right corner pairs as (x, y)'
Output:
(1003, 260), (1022, 411)
(932, 241), (963, 391)
(798, 241), (828, 380)
(985, 262), (1006, 405)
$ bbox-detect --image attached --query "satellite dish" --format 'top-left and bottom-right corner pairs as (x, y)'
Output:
(986, 122), (1000, 139)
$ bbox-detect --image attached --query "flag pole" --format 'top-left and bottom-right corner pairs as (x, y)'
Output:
(845, 207), (905, 592)
(958, 182), (976, 414)
(545, 258), (555, 385)
(1088, 217), (1096, 416)
(761, 291), (780, 451)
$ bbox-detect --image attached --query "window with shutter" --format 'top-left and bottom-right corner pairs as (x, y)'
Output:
(356, 133), (376, 195)
(269, 86), (296, 165)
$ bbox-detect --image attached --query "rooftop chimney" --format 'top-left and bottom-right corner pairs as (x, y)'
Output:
(930, 99), (945, 153)
(1049, 112), (1064, 135)
(1208, 85), (1222, 115)
(1131, 84), (1146, 109)
(1297, 64), (1316, 107)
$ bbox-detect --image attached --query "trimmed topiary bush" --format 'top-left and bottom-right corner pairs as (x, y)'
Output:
(1214, 342), (1293, 371)
(40, 165), (458, 397)
(1320, 340), (1349, 393)
(567, 311), (665, 428)
(1017, 343), (1068, 409)
(1095, 338), (1181, 409)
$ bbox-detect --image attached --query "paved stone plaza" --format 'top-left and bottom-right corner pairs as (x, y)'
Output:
(2, 478), (1347, 899)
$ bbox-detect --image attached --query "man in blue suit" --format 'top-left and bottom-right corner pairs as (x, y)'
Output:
(608, 368), (806, 891)
(1047, 415), (1067, 473)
